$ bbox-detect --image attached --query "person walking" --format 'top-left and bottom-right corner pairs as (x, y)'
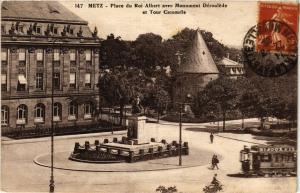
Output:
(210, 133), (214, 144)
(211, 155), (219, 170)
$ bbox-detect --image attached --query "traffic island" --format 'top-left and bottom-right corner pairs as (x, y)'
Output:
(69, 138), (189, 163)
(69, 116), (188, 163)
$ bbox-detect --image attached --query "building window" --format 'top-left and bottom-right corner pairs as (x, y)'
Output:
(68, 102), (77, 120)
(1, 74), (7, 91)
(1, 105), (9, 126)
(53, 73), (60, 90)
(17, 74), (27, 91)
(18, 49), (26, 66)
(1, 25), (5, 34)
(53, 102), (62, 122)
(17, 104), (27, 125)
(53, 27), (58, 35)
(84, 102), (92, 119)
(36, 73), (43, 90)
(70, 28), (74, 35)
(85, 73), (91, 88)
(86, 50), (91, 66)
(17, 25), (24, 33)
(34, 103), (45, 123)
(36, 26), (41, 34)
(37, 49), (43, 66)
(69, 73), (76, 88)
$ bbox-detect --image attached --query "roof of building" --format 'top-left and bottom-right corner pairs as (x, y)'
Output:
(219, 57), (243, 67)
(179, 29), (219, 74)
(1, 1), (87, 24)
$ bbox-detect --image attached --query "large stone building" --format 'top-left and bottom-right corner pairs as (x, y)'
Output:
(217, 54), (244, 79)
(1, 1), (100, 133)
(173, 29), (219, 105)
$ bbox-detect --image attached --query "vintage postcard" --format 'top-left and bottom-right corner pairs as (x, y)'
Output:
(1, 0), (298, 193)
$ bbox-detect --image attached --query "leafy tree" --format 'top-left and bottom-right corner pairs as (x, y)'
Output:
(195, 77), (239, 131)
(98, 70), (133, 124)
(100, 33), (132, 69)
(132, 33), (167, 75)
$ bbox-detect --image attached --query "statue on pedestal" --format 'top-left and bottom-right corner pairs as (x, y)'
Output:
(131, 95), (143, 115)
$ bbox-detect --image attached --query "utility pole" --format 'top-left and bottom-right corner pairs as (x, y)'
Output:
(175, 50), (183, 166)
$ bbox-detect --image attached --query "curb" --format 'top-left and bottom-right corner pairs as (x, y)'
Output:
(33, 152), (207, 173)
(215, 134), (265, 145)
(2, 131), (127, 145)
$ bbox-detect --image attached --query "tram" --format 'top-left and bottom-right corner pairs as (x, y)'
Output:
(240, 145), (296, 177)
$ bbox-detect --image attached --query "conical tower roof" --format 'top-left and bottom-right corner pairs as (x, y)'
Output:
(179, 30), (219, 74)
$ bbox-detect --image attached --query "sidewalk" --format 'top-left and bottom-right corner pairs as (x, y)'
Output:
(148, 117), (260, 127)
(2, 130), (127, 145)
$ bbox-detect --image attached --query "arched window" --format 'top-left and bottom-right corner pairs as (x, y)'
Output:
(34, 103), (45, 123)
(1, 105), (9, 126)
(17, 104), (27, 124)
(84, 102), (92, 119)
(68, 102), (77, 120)
(53, 102), (62, 121)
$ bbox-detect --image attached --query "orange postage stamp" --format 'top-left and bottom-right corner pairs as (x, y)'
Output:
(256, 2), (298, 53)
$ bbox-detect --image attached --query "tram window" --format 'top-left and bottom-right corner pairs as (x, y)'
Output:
(261, 154), (271, 162)
(274, 154), (283, 163)
(288, 155), (294, 162)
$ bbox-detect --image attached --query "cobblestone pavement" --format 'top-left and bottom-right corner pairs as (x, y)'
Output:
(1, 119), (297, 193)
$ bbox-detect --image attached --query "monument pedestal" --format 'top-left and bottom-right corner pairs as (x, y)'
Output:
(127, 116), (150, 145)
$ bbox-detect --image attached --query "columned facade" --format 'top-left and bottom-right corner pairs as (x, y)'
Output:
(1, 1), (101, 133)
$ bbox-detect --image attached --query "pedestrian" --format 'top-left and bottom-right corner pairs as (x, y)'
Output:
(210, 132), (214, 144)
(214, 155), (219, 169)
(211, 155), (219, 170)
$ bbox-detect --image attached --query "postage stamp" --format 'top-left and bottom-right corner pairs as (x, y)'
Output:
(243, 2), (298, 77)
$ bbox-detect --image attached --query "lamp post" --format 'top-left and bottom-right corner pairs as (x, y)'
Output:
(49, 38), (61, 193)
(175, 50), (183, 166)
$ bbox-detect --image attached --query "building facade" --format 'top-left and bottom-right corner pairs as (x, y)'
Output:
(172, 29), (219, 106)
(1, 1), (100, 133)
(217, 55), (244, 79)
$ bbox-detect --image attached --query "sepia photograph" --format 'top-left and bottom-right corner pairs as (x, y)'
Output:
(1, 1), (298, 193)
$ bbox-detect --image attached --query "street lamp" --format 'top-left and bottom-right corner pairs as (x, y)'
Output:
(49, 38), (62, 193)
(175, 50), (184, 166)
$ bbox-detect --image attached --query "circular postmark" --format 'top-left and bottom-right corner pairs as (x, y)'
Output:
(243, 20), (297, 77)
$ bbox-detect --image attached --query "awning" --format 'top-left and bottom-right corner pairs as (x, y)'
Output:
(1, 74), (7, 83)
(18, 74), (27, 84)
(37, 53), (43, 61)
(70, 53), (76, 61)
(54, 53), (60, 61)
(85, 73), (91, 83)
(1, 51), (7, 61)
(85, 53), (91, 61)
(70, 73), (76, 84)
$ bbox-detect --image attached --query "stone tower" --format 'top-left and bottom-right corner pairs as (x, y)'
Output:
(173, 29), (219, 106)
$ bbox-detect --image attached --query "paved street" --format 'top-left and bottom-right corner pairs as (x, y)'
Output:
(1, 119), (296, 193)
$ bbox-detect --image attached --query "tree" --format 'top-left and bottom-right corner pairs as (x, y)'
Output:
(100, 33), (132, 69)
(195, 77), (239, 131)
(132, 33), (167, 75)
(98, 70), (133, 125)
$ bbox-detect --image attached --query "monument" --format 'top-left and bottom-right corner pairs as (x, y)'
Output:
(69, 98), (189, 163)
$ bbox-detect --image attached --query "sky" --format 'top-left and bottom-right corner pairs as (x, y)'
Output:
(59, 1), (294, 48)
